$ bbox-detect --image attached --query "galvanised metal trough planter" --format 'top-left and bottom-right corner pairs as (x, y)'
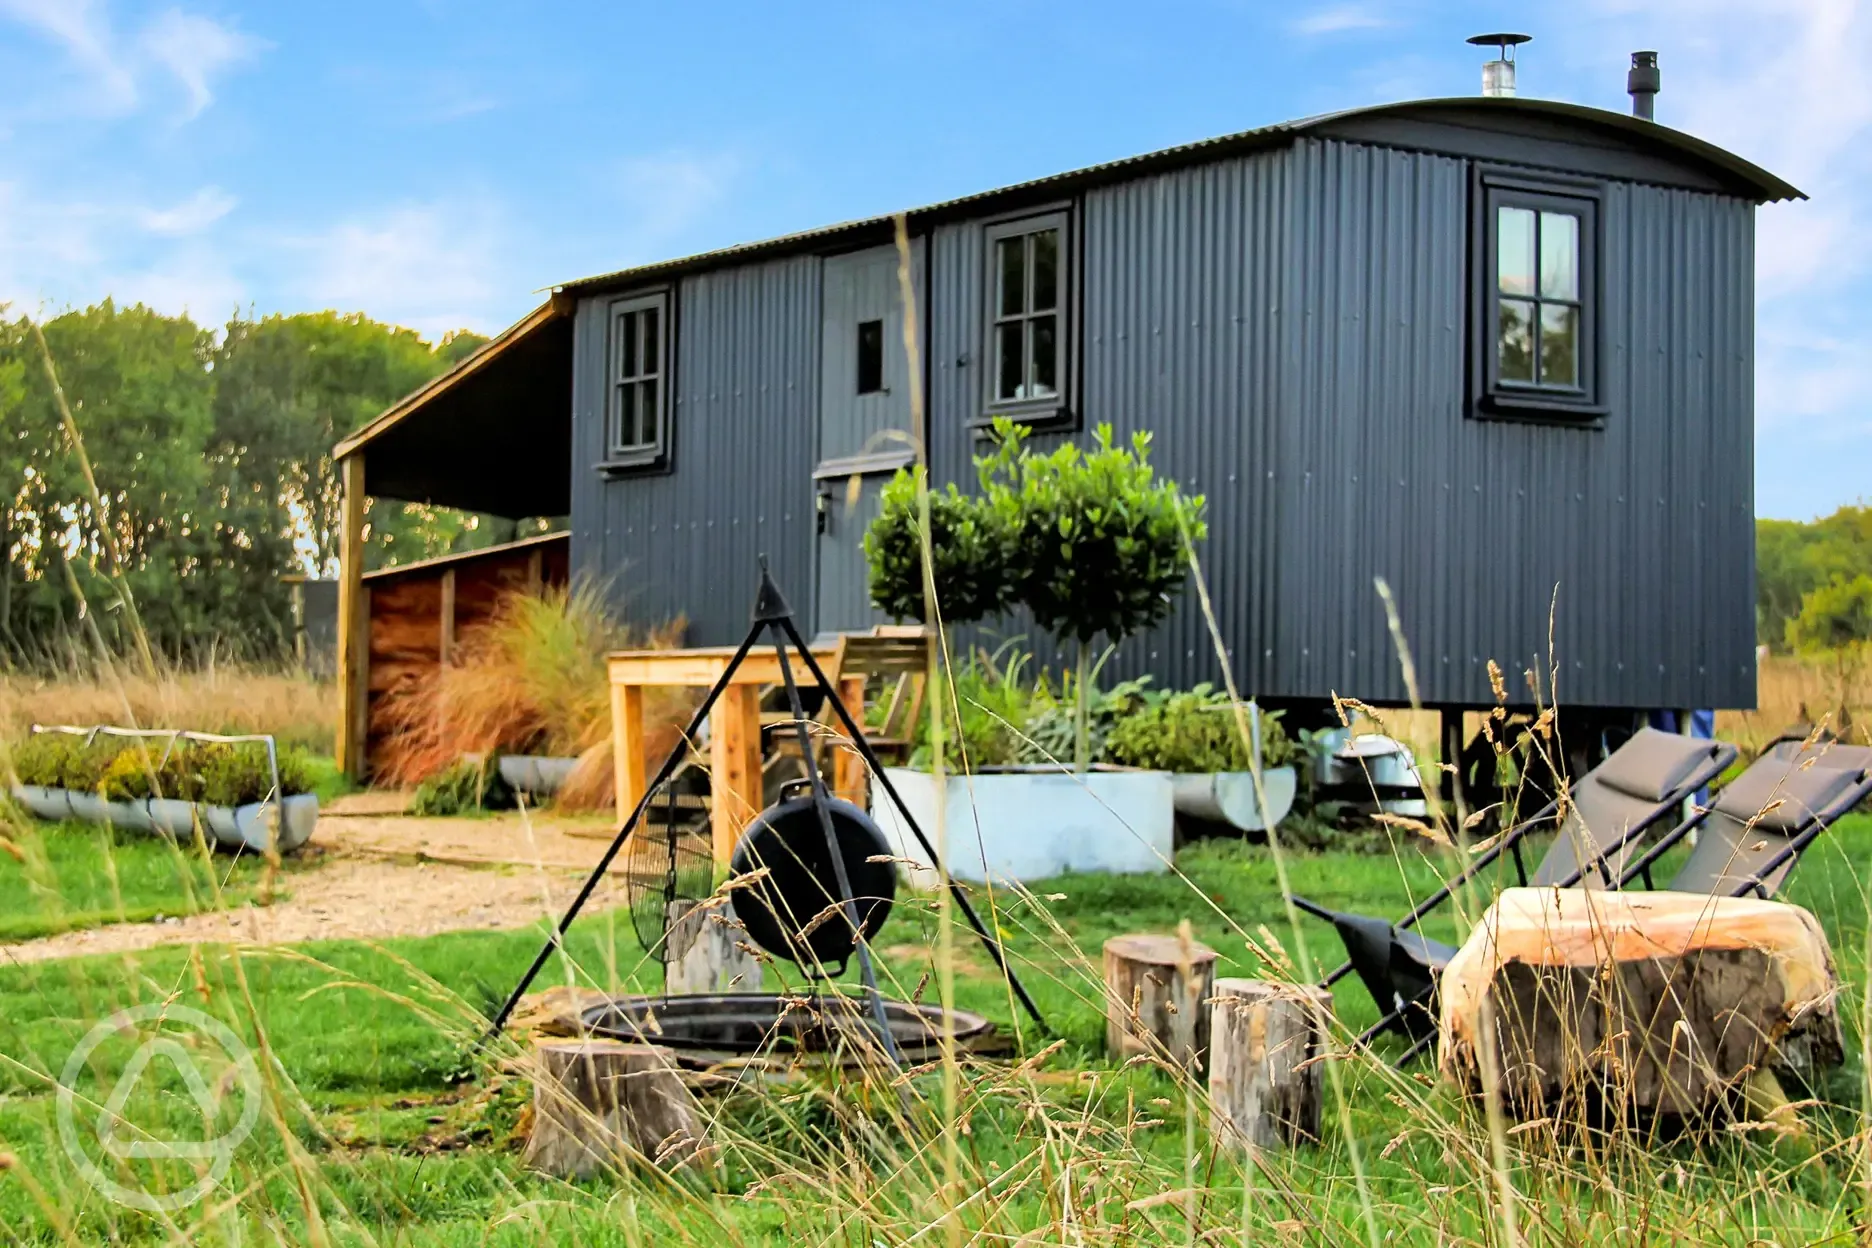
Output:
(870, 765), (1175, 885)
(8, 784), (319, 854)
(496, 754), (579, 796)
(1168, 766), (1298, 832)
(8, 725), (319, 855)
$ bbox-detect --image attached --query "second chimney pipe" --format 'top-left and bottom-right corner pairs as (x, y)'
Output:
(1628, 51), (1660, 120)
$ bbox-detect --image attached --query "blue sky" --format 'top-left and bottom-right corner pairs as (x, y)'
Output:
(0, 1), (1865, 520)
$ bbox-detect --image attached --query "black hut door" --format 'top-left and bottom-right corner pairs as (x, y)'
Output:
(814, 242), (921, 635)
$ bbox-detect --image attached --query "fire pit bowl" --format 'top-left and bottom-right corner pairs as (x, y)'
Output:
(579, 992), (1002, 1065)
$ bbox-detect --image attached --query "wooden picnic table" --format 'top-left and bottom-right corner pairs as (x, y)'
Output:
(607, 632), (927, 864)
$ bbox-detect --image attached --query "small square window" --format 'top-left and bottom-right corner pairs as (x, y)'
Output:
(856, 318), (884, 395)
(605, 291), (671, 468)
(982, 210), (1073, 425)
(1472, 174), (1601, 423)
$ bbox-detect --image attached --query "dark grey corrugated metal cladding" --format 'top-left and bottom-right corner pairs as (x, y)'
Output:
(1263, 140), (1755, 710)
(570, 256), (821, 642)
(571, 101), (1772, 711)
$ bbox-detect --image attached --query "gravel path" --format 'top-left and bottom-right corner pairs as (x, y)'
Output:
(0, 809), (631, 967)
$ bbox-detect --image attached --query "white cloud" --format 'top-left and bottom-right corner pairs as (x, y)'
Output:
(138, 185), (236, 235)
(615, 152), (739, 245)
(139, 8), (265, 119)
(1290, 5), (1390, 36)
(290, 201), (503, 337)
(0, 0), (136, 110)
(0, 1), (262, 120)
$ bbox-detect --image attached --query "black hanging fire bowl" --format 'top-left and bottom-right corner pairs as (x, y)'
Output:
(579, 992), (1008, 1067)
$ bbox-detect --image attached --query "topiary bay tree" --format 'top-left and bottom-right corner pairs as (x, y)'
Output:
(985, 419), (1207, 770)
(864, 465), (1018, 626)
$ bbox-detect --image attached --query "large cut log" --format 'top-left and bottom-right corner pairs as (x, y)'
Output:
(1440, 887), (1843, 1122)
(1104, 931), (1219, 1071)
(523, 1040), (714, 1179)
(665, 899), (763, 994)
(1208, 977), (1334, 1151)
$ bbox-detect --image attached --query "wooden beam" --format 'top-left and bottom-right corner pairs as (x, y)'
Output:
(439, 568), (457, 665)
(834, 675), (869, 805)
(335, 455), (369, 780)
(611, 681), (645, 824)
(710, 686), (763, 865)
(526, 547), (543, 597)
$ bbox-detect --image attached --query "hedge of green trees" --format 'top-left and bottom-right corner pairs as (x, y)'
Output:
(0, 301), (546, 663)
(1758, 504), (1872, 652)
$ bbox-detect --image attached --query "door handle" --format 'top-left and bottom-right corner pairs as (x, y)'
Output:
(815, 482), (833, 535)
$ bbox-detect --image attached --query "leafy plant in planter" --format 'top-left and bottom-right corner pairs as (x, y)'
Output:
(1105, 686), (1294, 773)
(907, 647), (1032, 772)
(1019, 674), (1155, 767)
(983, 420), (1207, 770)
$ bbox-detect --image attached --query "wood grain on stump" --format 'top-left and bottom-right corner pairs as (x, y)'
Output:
(1208, 977), (1333, 1151)
(1103, 931), (1219, 1070)
(1440, 888), (1842, 1121)
(523, 1040), (714, 1179)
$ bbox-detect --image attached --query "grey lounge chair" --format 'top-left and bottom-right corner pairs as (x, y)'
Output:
(1617, 738), (1872, 899)
(1291, 727), (1737, 1047)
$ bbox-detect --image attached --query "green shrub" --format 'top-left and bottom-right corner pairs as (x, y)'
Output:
(865, 467), (1018, 625)
(1787, 573), (1872, 652)
(8, 734), (76, 787)
(909, 649), (1032, 773)
(57, 740), (121, 792)
(1105, 687), (1294, 773)
(411, 755), (515, 816)
(195, 743), (315, 806)
(99, 745), (187, 801)
(1019, 675), (1154, 766)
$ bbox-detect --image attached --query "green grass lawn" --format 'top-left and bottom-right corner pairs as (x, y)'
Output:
(0, 819), (291, 942)
(0, 814), (1865, 1244)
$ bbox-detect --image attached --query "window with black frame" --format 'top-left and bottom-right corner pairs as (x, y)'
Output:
(984, 211), (1070, 422)
(606, 291), (669, 467)
(1474, 178), (1601, 421)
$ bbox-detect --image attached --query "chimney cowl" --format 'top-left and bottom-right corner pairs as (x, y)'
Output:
(1467, 32), (1532, 98)
(1628, 50), (1660, 120)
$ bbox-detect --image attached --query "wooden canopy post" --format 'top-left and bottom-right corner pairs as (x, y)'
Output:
(334, 453), (369, 780)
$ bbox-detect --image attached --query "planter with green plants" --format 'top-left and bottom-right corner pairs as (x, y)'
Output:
(1104, 686), (1300, 832)
(8, 729), (320, 853)
(861, 423), (1206, 883)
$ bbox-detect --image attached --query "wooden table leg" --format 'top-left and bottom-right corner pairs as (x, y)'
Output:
(833, 675), (869, 806)
(611, 682), (645, 824)
(710, 685), (763, 865)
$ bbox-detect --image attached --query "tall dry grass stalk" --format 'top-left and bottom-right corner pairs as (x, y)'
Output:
(0, 665), (335, 753)
(371, 580), (688, 806)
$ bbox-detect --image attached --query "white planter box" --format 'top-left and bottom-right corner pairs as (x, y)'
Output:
(871, 767), (1174, 885)
(1169, 766), (1297, 832)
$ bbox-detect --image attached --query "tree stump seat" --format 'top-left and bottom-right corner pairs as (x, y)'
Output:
(1439, 887), (1843, 1122)
(1103, 931), (1219, 1071)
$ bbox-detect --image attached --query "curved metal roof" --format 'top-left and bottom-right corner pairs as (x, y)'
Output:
(558, 95), (1801, 297)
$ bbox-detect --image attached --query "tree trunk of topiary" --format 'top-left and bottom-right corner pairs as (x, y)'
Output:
(1074, 642), (1091, 772)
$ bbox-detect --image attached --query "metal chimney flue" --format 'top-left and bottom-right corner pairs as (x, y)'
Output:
(1468, 32), (1532, 98)
(1628, 50), (1660, 120)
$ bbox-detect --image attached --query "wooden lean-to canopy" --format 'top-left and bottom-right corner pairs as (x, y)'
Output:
(333, 298), (574, 520)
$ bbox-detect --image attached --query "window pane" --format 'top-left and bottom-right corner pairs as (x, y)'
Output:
(856, 319), (884, 394)
(1030, 314), (1058, 397)
(1539, 304), (1579, 388)
(617, 383), (638, 447)
(998, 236), (1026, 317)
(996, 321), (1024, 399)
(619, 311), (638, 379)
(1498, 298), (1535, 382)
(1540, 211), (1579, 300)
(640, 306), (660, 376)
(1031, 229), (1059, 311)
(1498, 207), (1535, 297)
(639, 379), (659, 446)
